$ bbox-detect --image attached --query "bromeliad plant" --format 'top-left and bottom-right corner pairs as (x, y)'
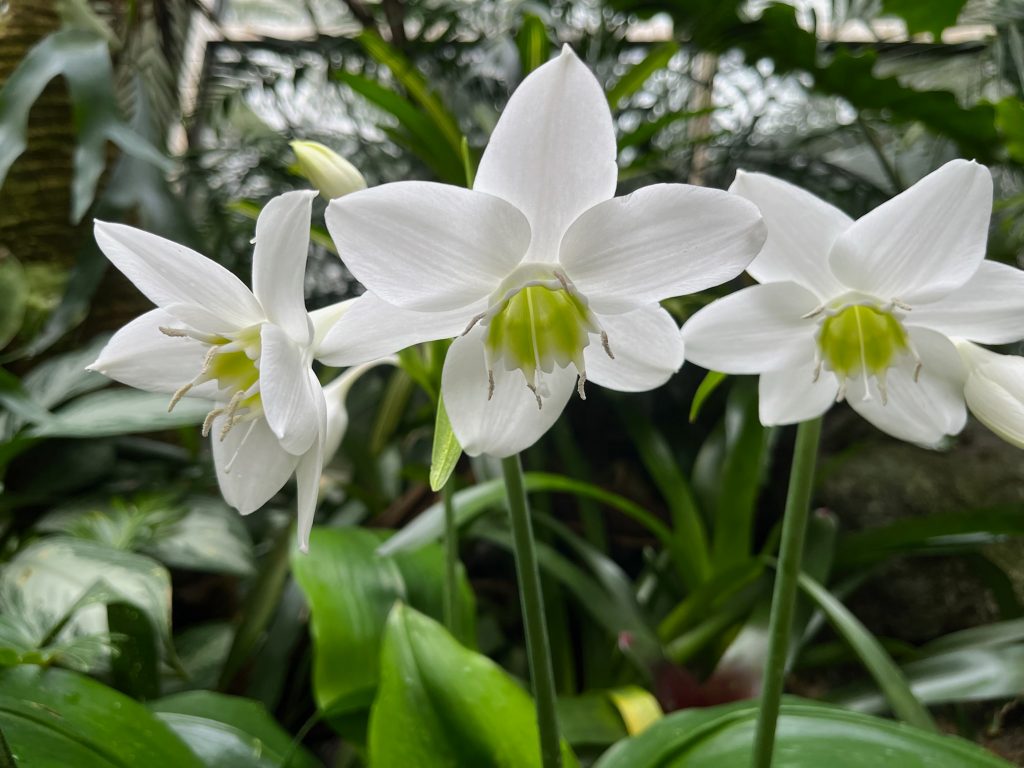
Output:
(17, 42), (1024, 768)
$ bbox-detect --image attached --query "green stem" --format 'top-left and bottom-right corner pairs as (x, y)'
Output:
(501, 454), (562, 768)
(442, 480), (460, 634)
(751, 417), (823, 768)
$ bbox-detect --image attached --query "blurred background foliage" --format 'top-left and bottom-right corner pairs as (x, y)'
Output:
(2, 0), (1024, 766)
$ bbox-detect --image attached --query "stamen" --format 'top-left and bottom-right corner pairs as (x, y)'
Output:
(462, 312), (486, 337)
(802, 304), (825, 320)
(202, 408), (221, 437)
(892, 298), (913, 312)
(487, 369), (495, 400)
(577, 372), (587, 400)
(219, 390), (246, 440)
(601, 331), (614, 359)
(526, 383), (543, 410)
(168, 382), (193, 412)
(836, 380), (848, 403)
(160, 326), (189, 337)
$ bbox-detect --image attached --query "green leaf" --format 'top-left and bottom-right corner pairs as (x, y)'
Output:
(290, 527), (475, 721)
(516, 15), (550, 75)
(0, 29), (170, 223)
(368, 604), (577, 767)
(881, 0), (968, 37)
(108, 602), (160, 700)
(607, 42), (679, 108)
(0, 665), (203, 767)
(0, 255), (27, 351)
(994, 97), (1024, 164)
(29, 389), (207, 438)
(151, 691), (319, 768)
(20, 335), (109, 410)
(688, 370), (727, 423)
(593, 698), (1011, 767)
(430, 396), (462, 492)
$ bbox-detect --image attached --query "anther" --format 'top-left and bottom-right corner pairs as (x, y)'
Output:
(220, 391), (246, 440)
(202, 408), (221, 437)
(601, 331), (614, 359)
(802, 304), (825, 320)
(913, 360), (922, 382)
(487, 369), (495, 400)
(836, 380), (848, 403)
(577, 373), (587, 400)
(527, 383), (543, 410)
(462, 312), (486, 337)
(159, 326), (189, 337)
(168, 383), (193, 412)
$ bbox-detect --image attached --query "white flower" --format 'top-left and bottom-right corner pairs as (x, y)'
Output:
(290, 140), (367, 200)
(955, 340), (1024, 448)
(319, 47), (765, 457)
(88, 191), (331, 551)
(681, 160), (1024, 446)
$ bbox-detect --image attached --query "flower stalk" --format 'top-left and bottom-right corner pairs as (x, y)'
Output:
(751, 416), (823, 768)
(501, 454), (562, 768)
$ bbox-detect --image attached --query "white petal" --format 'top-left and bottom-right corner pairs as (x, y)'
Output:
(295, 389), (327, 553)
(325, 182), (530, 311)
(559, 184), (766, 314)
(759, 359), (840, 426)
(94, 221), (263, 332)
(88, 309), (220, 399)
(259, 324), (320, 455)
(905, 261), (1024, 344)
(828, 160), (993, 304)
(963, 351), (1024, 448)
(320, 358), (396, 462)
(847, 328), (966, 446)
(316, 292), (479, 367)
(309, 298), (356, 352)
(680, 283), (820, 374)
(441, 327), (576, 457)
(584, 305), (684, 392)
(212, 416), (299, 515)
(252, 190), (317, 344)
(730, 170), (851, 300)
(474, 45), (617, 263)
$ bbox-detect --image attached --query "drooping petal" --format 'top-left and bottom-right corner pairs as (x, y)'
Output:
(828, 160), (993, 304)
(88, 309), (221, 399)
(559, 184), (766, 314)
(680, 282), (820, 374)
(211, 415), (300, 515)
(758, 356), (840, 426)
(252, 190), (317, 345)
(320, 358), (397, 462)
(905, 261), (1024, 344)
(94, 221), (263, 332)
(316, 292), (480, 367)
(730, 170), (851, 300)
(295, 387), (327, 553)
(960, 345), (1024, 448)
(441, 327), (576, 457)
(846, 328), (967, 446)
(583, 305), (684, 392)
(325, 182), (531, 311)
(474, 45), (617, 263)
(259, 324), (320, 455)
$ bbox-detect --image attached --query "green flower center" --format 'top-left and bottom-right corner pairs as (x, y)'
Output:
(817, 304), (911, 400)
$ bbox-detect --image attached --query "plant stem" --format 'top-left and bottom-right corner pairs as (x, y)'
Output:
(751, 417), (823, 768)
(442, 480), (460, 635)
(501, 454), (562, 768)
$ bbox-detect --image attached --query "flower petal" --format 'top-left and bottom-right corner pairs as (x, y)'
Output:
(730, 171), (851, 300)
(211, 416), (300, 515)
(252, 190), (317, 345)
(295, 389), (327, 553)
(846, 328), (966, 446)
(962, 348), (1024, 448)
(584, 305), (684, 392)
(758, 360), (840, 426)
(316, 292), (480, 367)
(680, 282), (820, 374)
(828, 160), (993, 304)
(88, 309), (221, 399)
(905, 261), (1024, 344)
(309, 298), (356, 352)
(559, 184), (766, 313)
(325, 182), (530, 311)
(259, 324), (320, 455)
(474, 45), (617, 263)
(441, 327), (576, 457)
(94, 221), (263, 332)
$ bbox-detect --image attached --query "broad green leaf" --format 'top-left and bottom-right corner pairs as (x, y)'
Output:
(0, 665), (203, 767)
(151, 691), (318, 768)
(593, 698), (1011, 767)
(29, 389), (207, 438)
(517, 15), (550, 75)
(291, 527), (475, 720)
(21, 335), (109, 409)
(995, 97), (1024, 164)
(921, 618), (1024, 656)
(108, 602), (160, 700)
(0, 255), (27, 351)
(0, 29), (170, 223)
(430, 396), (462, 492)
(557, 694), (629, 748)
(607, 42), (679, 107)
(881, 0), (968, 37)
(163, 622), (234, 694)
(368, 604), (577, 767)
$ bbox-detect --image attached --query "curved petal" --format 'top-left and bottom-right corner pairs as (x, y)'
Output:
(295, 388), (327, 553)
(94, 221), (263, 332)
(309, 298), (356, 351)
(441, 327), (576, 457)
(584, 305), (684, 392)
(905, 261), (1024, 344)
(474, 45), (617, 263)
(252, 190), (317, 344)
(325, 182), (530, 311)
(846, 328), (967, 446)
(259, 324), (320, 455)
(316, 292), (480, 367)
(730, 170), (851, 300)
(963, 351), (1024, 448)
(758, 356), (840, 426)
(559, 184), (766, 314)
(211, 415), (299, 515)
(88, 309), (221, 399)
(828, 160), (993, 304)
(680, 282), (820, 374)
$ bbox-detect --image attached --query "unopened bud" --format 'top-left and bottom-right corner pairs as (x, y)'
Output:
(956, 340), (1024, 449)
(290, 140), (367, 200)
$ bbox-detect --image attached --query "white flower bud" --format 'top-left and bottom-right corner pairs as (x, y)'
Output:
(290, 140), (367, 200)
(956, 340), (1024, 448)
